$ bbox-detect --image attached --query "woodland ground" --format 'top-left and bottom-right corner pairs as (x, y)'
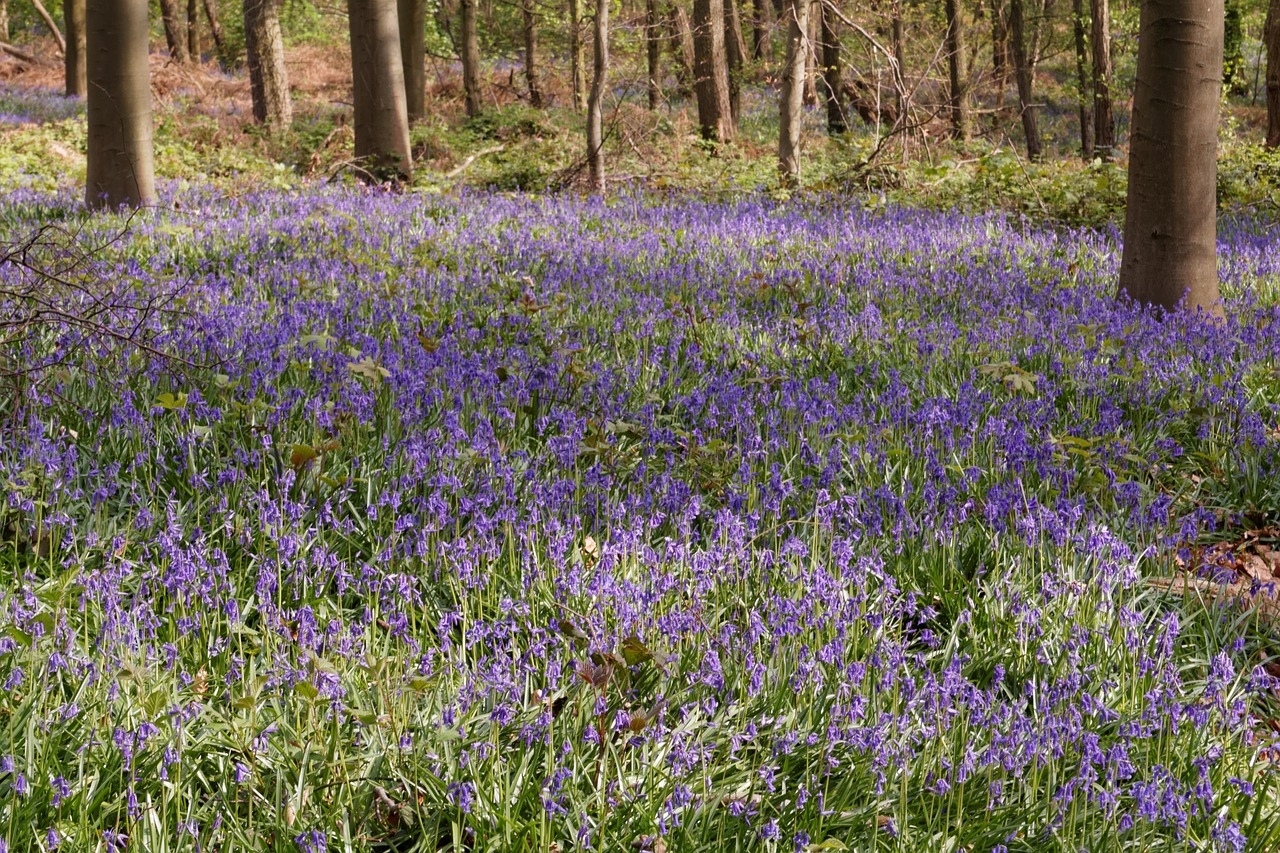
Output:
(2, 32), (1280, 853)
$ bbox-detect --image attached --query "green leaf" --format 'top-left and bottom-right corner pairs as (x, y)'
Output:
(155, 392), (188, 410)
(295, 681), (319, 700)
(621, 635), (653, 667)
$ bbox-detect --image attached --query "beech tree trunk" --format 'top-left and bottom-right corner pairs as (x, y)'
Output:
(203, 0), (229, 65)
(945, 0), (970, 140)
(1071, 0), (1093, 158)
(752, 0), (768, 58)
(587, 0), (608, 191)
(85, 0), (155, 209)
(570, 0), (587, 109)
(460, 0), (482, 115)
(693, 0), (736, 140)
(1266, 0), (1279, 147)
(160, 0), (190, 62)
(990, 0), (1008, 92)
(818, 3), (845, 133)
(803, 1), (818, 104)
(647, 0), (661, 108)
(244, 0), (292, 129)
(521, 0), (543, 107)
(65, 0), (86, 97)
(1118, 0), (1223, 314)
(187, 0), (201, 58)
(725, 0), (745, 121)
(1090, 0), (1114, 157)
(1009, 0), (1041, 158)
(778, 0), (808, 185)
(349, 0), (413, 178)
(398, 0), (426, 118)
(670, 3), (697, 96)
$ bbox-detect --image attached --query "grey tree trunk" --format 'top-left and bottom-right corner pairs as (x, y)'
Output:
(65, 0), (86, 97)
(1090, 0), (1114, 157)
(398, 0), (426, 118)
(752, 0), (768, 58)
(570, 0), (587, 109)
(521, 0), (543, 107)
(647, 0), (661, 108)
(693, 0), (736, 140)
(587, 0), (608, 191)
(460, 0), (482, 116)
(203, 0), (229, 66)
(1118, 0), (1223, 315)
(160, 0), (190, 62)
(778, 0), (807, 185)
(1008, 0), (1041, 158)
(670, 3), (697, 96)
(1071, 0), (1093, 158)
(244, 0), (292, 130)
(1266, 0), (1279, 146)
(187, 0), (201, 58)
(945, 0), (971, 139)
(990, 0), (1008, 100)
(725, 0), (745, 121)
(349, 0), (413, 178)
(818, 3), (844, 133)
(85, 0), (155, 209)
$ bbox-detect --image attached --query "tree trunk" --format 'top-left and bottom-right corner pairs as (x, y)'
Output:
(187, 0), (201, 59)
(244, 0), (292, 129)
(647, 0), (662, 108)
(460, 0), (482, 116)
(570, 0), (587, 109)
(892, 0), (905, 115)
(670, 3), (697, 96)
(0, 0), (8, 42)
(85, 0), (155, 209)
(1090, 0), (1114, 157)
(818, 3), (845, 133)
(693, 0), (736, 140)
(1008, 0), (1041, 158)
(587, 0), (608, 191)
(1117, 0), (1223, 315)
(725, 0), (745, 121)
(1266, 0), (1279, 147)
(349, 0), (413, 178)
(990, 0), (1008, 89)
(1071, 0), (1093, 158)
(31, 0), (64, 54)
(160, 0), (190, 62)
(398, 0), (426, 118)
(803, 0), (818, 104)
(778, 0), (807, 185)
(203, 0), (230, 66)
(65, 0), (86, 97)
(521, 0), (543, 107)
(945, 0), (971, 140)
(1224, 0), (1244, 94)
(752, 0), (768, 59)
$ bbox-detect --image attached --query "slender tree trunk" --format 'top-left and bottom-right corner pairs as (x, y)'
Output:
(520, 0), (543, 107)
(203, 0), (230, 65)
(818, 3), (844, 133)
(1118, 0), (1223, 314)
(460, 0), (482, 115)
(752, 0), (768, 58)
(892, 0), (905, 115)
(803, 0), (818, 104)
(1224, 0), (1244, 93)
(1266, 0), (1279, 146)
(85, 0), (155, 209)
(187, 0), (201, 59)
(0, 0), (8, 42)
(647, 0), (662, 108)
(244, 0), (292, 129)
(670, 3), (697, 96)
(945, 0), (971, 140)
(398, 0), (426, 118)
(693, 0), (736, 140)
(725, 0), (745, 121)
(1008, 0), (1041, 158)
(1071, 0), (1093, 158)
(349, 0), (413, 178)
(65, 0), (86, 97)
(778, 0), (808, 185)
(1090, 0), (1114, 157)
(587, 0), (608, 191)
(570, 0), (587, 109)
(990, 0), (1008, 91)
(160, 0), (190, 62)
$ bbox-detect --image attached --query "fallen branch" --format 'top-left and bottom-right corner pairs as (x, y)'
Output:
(29, 0), (66, 55)
(0, 41), (38, 63)
(446, 144), (505, 179)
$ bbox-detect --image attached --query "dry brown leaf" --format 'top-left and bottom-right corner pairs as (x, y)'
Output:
(1149, 575), (1280, 624)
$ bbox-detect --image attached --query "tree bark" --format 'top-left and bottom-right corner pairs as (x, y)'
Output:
(587, 0), (608, 191)
(892, 0), (905, 115)
(398, 0), (426, 118)
(647, 0), (662, 108)
(521, 0), (543, 107)
(349, 0), (413, 178)
(1224, 0), (1244, 93)
(1266, 0), (1279, 146)
(670, 3), (697, 96)
(1008, 0), (1041, 158)
(778, 0), (807, 185)
(818, 2), (844, 133)
(693, 0), (736, 140)
(203, 0), (230, 66)
(0, 0), (8, 43)
(1117, 0), (1223, 315)
(460, 0), (482, 116)
(160, 0), (190, 62)
(990, 0), (1008, 90)
(85, 0), (155, 209)
(803, 0), (818, 104)
(244, 0), (292, 130)
(187, 0), (201, 59)
(725, 0), (745, 121)
(945, 0), (971, 140)
(1090, 0), (1114, 158)
(65, 0), (86, 97)
(1071, 0), (1093, 158)
(570, 0), (587, 109)
(752, 0), (769, 58)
